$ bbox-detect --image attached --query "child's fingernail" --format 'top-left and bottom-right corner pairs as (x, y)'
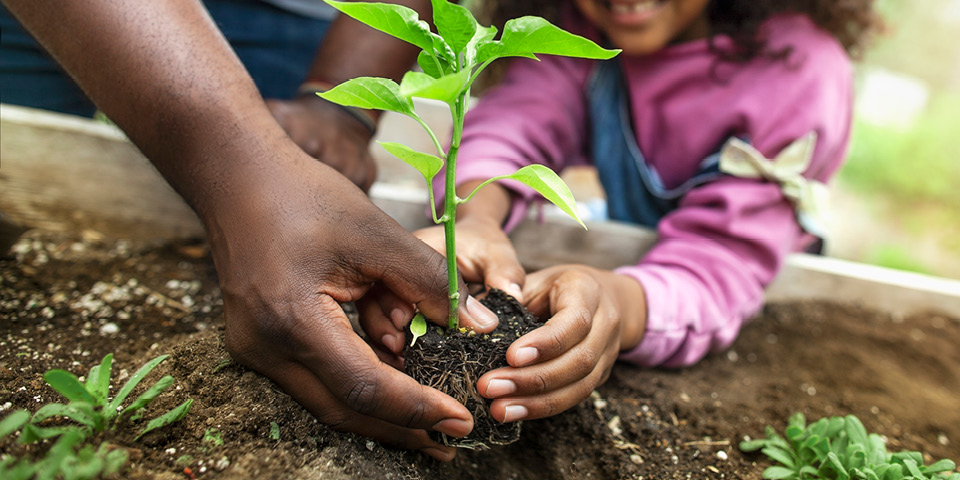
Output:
(502, 405), (528, 423)
(432, 418), (473, 438)
(514, 347), (539, 367)
(465, 296), (499, 330)
(381, 333), (402, 353)
(484, 379), (517, 397)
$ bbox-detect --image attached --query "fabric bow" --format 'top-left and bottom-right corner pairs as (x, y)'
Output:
(719, 132), (828, 239)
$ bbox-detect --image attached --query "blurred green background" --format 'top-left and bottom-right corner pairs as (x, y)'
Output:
(830, 0), (960, 279)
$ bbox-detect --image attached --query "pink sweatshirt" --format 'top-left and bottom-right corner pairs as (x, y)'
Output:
(450, 14), (853, 368)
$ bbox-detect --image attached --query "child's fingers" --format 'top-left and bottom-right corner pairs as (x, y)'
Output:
(485, 349), (618, 422)
(511, 268), (603, 367)
(475, 250), (525, 302)
(477, 339), (607, 399)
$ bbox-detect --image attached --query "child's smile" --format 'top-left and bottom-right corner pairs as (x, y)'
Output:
(575, 0), (711, 55)
(604, 0), (666, 26)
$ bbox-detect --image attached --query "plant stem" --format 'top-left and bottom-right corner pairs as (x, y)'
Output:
(444, 91), (470, 329)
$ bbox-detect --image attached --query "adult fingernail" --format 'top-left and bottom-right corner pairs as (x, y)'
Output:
(502, 405), (528, 423)
(432, 418), (473, 438)
(484, 379), (517, 397)
(421, 447), (456, 462)
(381, 333), (402, 353)
(514, 347), (539, 367)
(465, 296), (498, 330)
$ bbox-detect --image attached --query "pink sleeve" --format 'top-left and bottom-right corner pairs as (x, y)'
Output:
(618, 42), (853, 368)
(435, 55), (592, 231)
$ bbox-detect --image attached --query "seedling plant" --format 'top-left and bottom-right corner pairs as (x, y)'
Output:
(0, 353), (193, 479)
(740, 413), (959, 480)
(318, 0), (619, 335)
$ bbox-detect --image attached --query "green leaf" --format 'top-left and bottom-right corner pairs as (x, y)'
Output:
(135, 399), (193, 440)
(865, 434), (887, 466)
(740, 438), (772, 452)
(409, 313), (427, 346)
(857, 467), (881, 480)
(18, 423), (83, 445)
(477, 16), (620, 63)
(269, 421), (281, 440)
(317, 77), (415, 116)
(107, 354), (169, 417)
(799, 465), (818, 476)
(0, 457), (38, 480)
(891, 452), (924, 466)
(465, 24), (498, 65)
(399, 69), (471, 103)
(430, 0), (476, 55)
(785, 425), (805, 443)
(325, 1), (448, 56)
(0, 409), (30, 438)
(844, 415), (869, 448)
(876, 464), (903, 480)
(103, 447), (129, 476)
(31, 403), (98, 429)
(418, 51), (448, 78)
(827, 452), (851, 478)
(379, 142), (444, 183)
(499, 164), (586, 229)
(924, 459), (956, 473)
(902, 459), (923, 477)
(85, 354), (112, 406)
(44, 370), (96, 405)
(762, 446), (797, 468)
(788, 412), (807, 431)
(762, 465), (796, 479)
(826, 416), (846, 437)
(118, 375), (174, 419)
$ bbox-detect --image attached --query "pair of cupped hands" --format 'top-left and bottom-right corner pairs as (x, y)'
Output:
(214, 96), (643, 461)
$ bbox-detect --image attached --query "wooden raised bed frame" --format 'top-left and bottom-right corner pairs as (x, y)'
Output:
(2, 102), (959, 319)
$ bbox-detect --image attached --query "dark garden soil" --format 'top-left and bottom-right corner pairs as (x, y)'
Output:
(1, 230), (958, 479)
(405, 289), (540, 450)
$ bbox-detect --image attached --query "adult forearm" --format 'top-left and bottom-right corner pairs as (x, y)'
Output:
(1, 0), (297, 217)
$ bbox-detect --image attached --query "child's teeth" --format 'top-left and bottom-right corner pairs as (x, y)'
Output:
(610, 1), (657, 14)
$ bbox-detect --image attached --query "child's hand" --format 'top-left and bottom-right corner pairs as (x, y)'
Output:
(414, 217), (526, 301)
(476, 265), (648, 423)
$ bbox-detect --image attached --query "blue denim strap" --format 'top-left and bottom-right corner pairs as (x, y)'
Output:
(586, 59), (723, 227)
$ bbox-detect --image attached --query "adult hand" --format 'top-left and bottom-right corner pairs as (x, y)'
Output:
(207, 154), (500, 461)
(474, 265), (648, 423)
(266, 95), (378, 192)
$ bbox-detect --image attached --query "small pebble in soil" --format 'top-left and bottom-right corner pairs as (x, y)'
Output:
(716, 450), (728, 461)
(100, 322), (119, 335)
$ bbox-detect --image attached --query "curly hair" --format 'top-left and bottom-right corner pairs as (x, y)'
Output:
(476, 0), (880, 61)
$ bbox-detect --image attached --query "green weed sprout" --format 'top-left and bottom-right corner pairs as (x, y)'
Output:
(0, 353), (193, 479)
(318, 0), (619, 330)
(740, 412), (959, 480)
